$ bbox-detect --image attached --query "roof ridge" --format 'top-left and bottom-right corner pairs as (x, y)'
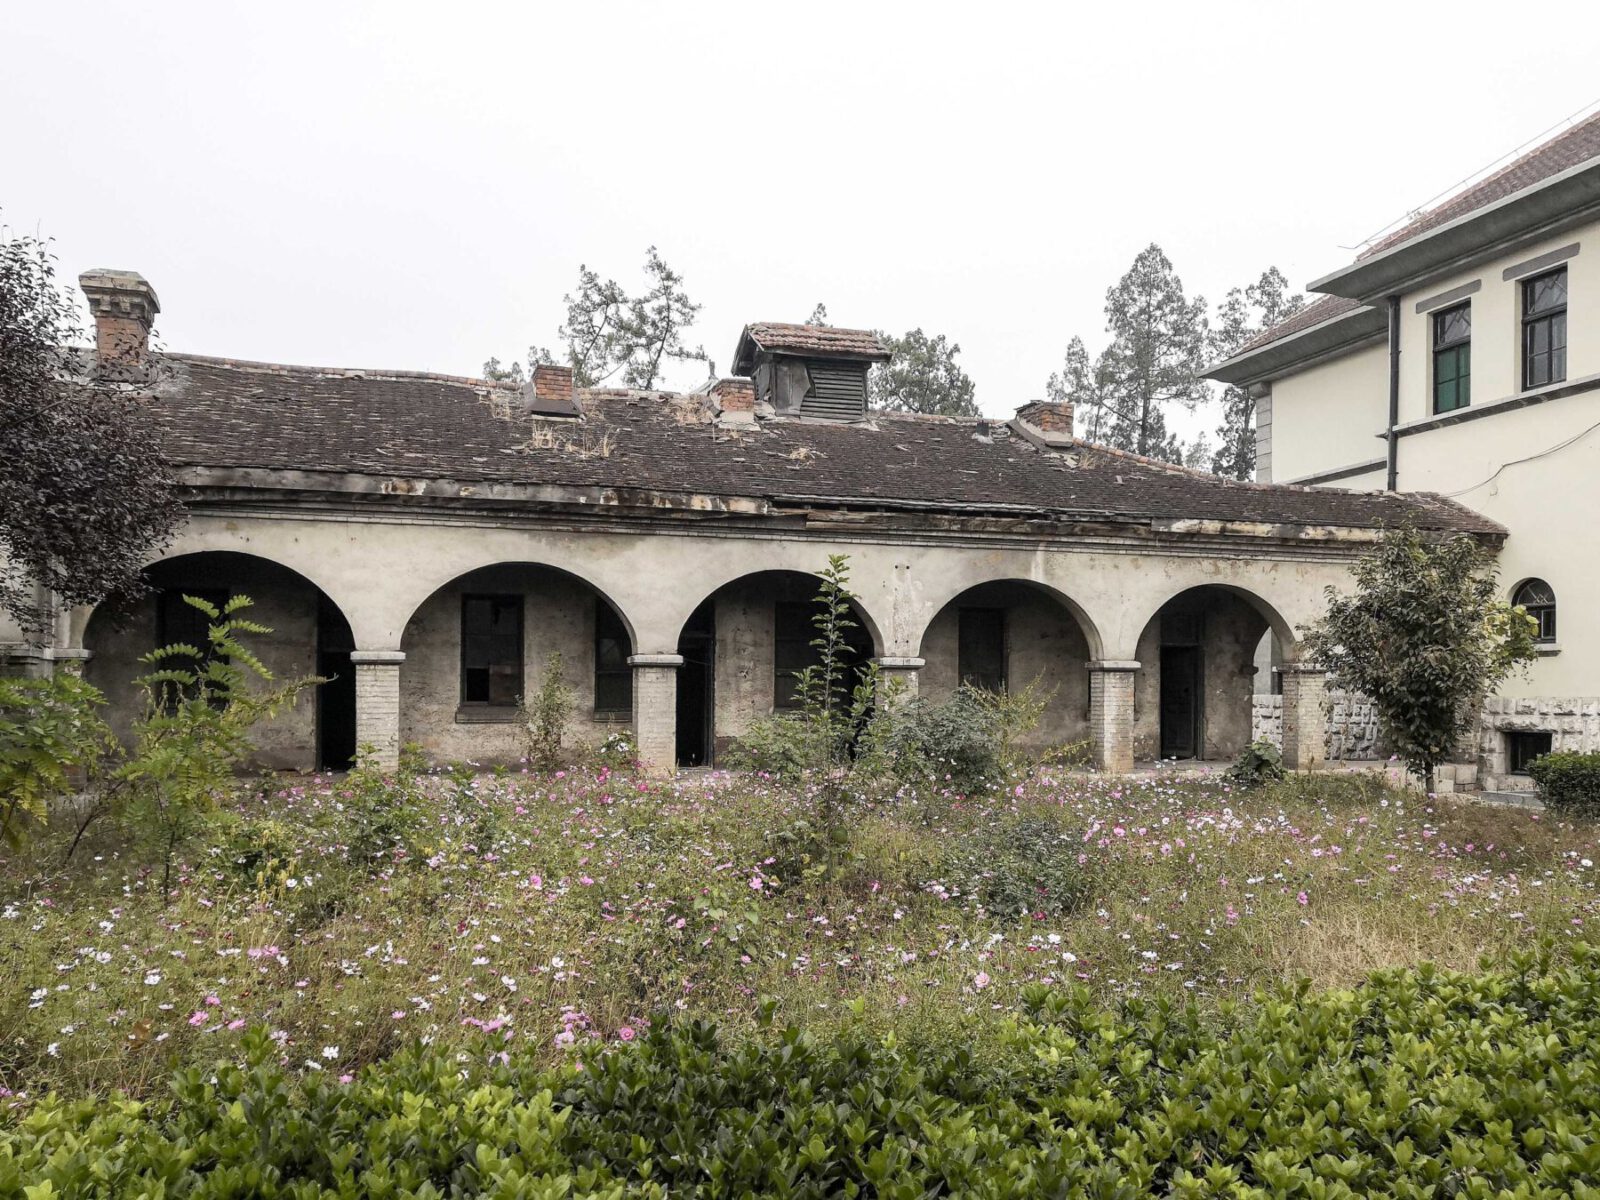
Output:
(1359, 108), (1600, 259)
(166, 352), (519, 390)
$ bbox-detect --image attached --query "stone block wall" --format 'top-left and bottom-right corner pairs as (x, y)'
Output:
(1251, 691), (1385, 761)
(1479, 696), (1600, 791)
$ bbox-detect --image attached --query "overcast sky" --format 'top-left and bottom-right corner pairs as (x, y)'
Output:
(7, 1), (1600, 441)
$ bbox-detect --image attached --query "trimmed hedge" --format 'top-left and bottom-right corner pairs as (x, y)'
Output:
(6, 947), (1600, 1198)
(1528, 750), (1600, 817)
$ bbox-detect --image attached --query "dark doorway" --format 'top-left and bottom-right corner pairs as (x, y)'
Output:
(316, 594), (357, 771)
(676, 598), (715, 767)
(1159, 645), (1201, 760)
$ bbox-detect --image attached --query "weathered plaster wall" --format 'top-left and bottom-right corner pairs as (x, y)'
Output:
(918, 582), (1091, 750)
(83, 558), (320, 771)
(399, 565), (631, 763)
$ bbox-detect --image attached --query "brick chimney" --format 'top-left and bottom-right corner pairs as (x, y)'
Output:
(1013, 399), (1074, 447)
(525, 363), (577, 416)
(709, 377), (756, 425)
(79, 270), (159, 381)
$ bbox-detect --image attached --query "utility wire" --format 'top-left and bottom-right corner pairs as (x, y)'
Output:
(1439, 414), (1600, 498)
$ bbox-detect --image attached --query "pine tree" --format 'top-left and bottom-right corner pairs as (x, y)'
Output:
(870, 328), (979, 417)
(1047, 245), (1208, 462)
(1209, 267), (1304, 480)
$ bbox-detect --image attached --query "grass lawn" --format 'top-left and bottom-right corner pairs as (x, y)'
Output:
(3, 764), (1597, 1099)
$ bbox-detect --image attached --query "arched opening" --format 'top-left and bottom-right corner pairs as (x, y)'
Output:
(673, 569), (879, 767)
(914, 580), (1100, 753)
(397, 563), (635, 764)
(82, 551), (358, 772)
(1133, 585), (1288, 761)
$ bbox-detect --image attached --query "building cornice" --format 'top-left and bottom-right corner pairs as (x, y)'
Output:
(1206, 306), (1387, 387)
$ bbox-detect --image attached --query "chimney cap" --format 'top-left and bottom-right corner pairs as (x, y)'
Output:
(78, 269), (161, 317)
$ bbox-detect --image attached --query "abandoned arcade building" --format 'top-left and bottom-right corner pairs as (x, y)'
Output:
(2, 273), (1501, 777)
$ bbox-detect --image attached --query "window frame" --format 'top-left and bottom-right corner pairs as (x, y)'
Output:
(1521, 267), (1568, 390)
(1431, 301), (1472, 413)
(1507, 730), (1553, 776)
(459, 593), (524, 707)
(592, 600), (633, 719)
(1513, 578), (1557, 644)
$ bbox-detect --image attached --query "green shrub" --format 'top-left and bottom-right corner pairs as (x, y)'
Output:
(7, 948), (1600, 1198)
(722, 710), (831, 777)
(934, 814), (1087, 919)
(1225, 737), (1287, 789)
(0, 672), (113, 847)
(1528, 750), (1600, 817)
(519, 651), (575, 772)
(887, 685), (1004, 793)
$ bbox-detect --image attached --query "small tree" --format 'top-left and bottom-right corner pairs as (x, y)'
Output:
(0, 228), (183, 631)
(1300, 527), (1536, 793)
(120, 594), (311, 892)
(519, 650), (574, 772)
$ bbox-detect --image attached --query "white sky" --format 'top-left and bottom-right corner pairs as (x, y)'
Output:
(7, 1), (1600, 441)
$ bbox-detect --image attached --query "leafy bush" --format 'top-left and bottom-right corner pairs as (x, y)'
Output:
(934, 814), (1088, 918)
(520, 651), (574, 772)
(7, 948), (1600, 1198)
(887, 685), (1004, 792)
(723, 710), (831, 777)
(1226, 737), (1287, 789)
(0, 672), (113, 847)
(1528, 750), (1600, 817)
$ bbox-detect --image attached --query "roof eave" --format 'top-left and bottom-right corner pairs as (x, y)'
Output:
(1204, 304), (1387, 386)
(1310, 157), (1600, 301)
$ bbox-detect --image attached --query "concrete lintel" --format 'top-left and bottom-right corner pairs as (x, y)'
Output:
(350, 650), (406, 665)
(46, 647), (93, 661)
(1087, 660), (1141, 672)
(629, 654), (685, 668)
(876, 656), (926, 670)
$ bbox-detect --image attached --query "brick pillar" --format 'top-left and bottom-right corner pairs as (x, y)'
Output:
(351, 650), (405, 769)
(1088, 660), (1139, 775)
(629, 654), (682, 775)
(1280, 664), (1327, 772)
(874, 656), (923, 705)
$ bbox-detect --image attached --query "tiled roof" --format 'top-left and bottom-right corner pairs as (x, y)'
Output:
(144, 353), (1498, 535)
(1229, 295), (1366, 359)
(1243, 111), (1600, 358)
(1360, 110), (1600, 257)
(732, 323), (889, 371)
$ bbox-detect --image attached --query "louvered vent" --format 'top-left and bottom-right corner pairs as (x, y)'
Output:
(800, 361), (869, 421)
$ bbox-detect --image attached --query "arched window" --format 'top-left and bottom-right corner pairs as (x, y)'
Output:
(1514, 579), (1557, 643)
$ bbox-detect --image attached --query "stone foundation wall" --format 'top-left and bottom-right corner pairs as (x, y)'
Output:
(1252, 691), (1385, 761)
(1479, 696), (1600, 792)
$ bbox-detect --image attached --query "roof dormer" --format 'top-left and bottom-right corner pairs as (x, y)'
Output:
(731, 322), (890, 421)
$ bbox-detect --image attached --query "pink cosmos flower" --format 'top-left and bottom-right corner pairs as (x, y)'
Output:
(617, 1026), (636, 1042)
(974, 971), (991, 990)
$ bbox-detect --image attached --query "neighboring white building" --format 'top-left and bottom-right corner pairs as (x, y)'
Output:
(1211, 112), (1600, 792)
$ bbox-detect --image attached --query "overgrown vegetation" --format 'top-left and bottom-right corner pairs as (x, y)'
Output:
(7, 947), (1600, 1197)
(519, 651), (575, 773)
(1225, 737), (1287, 789)
(1303, 526), (1537, 793)
(0, 227), (183, 632)
(1530, 750), (1600, 818)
